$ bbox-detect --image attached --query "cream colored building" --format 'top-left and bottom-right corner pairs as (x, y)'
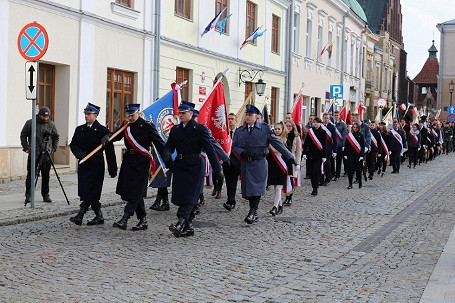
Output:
(0, 0), (157, 180)
(291, 0), (367, 124)
(364, 30), (395, 120)
(437, 19), (455, 121)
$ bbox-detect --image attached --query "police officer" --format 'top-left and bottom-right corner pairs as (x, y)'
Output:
(232, 105), (295, 224)
(68, 103), (117, 225)
(20, 106), (60, 204)
(163, 101), (224, 237)
(110, 104), (165, 231)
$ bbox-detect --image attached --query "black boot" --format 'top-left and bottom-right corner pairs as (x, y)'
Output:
(113, 212), (130, 230)
(359, 178), (362, 189)
(149, 194), (162, 210)
(156, 195), (170, 211)
(244, 208), (258, 224)
(87, 208), (104, 225)
(347, 183), (353, 189)
(70, 207), (88, 225)
(269, 206), (278, 216)
(179, 222), (195, 237)
(277, 205), (283, 215)
(132, 217), (148, 231)
(169, 217), (186, 237)
(283, 194), (292, 206)
(199, 193), (205, 205)
(311, 188), (318, 196)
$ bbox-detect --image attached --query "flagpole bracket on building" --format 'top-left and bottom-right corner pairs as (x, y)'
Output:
(238, 68), (266, 96)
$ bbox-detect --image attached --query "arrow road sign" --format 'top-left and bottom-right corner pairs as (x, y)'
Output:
(26, 61), (38, 100)
(447, 106), (455, 114)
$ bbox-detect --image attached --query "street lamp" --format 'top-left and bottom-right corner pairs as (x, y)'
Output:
(238, 68), (267, 96)
(449, 80), (454, 107)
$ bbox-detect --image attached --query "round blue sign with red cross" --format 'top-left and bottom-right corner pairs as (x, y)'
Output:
(17, 22), (49, 61)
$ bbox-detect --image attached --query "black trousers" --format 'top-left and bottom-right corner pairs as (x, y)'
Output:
(25, 153), (51, 197)
(335, 146), (343, 178)
(366, 150), (377, 176)
(390, 151), (401, 172)
(408, 147), (418, 167)
(80, 200), (101, 210)
(307, 158), (322, 190)
(177, 204), (197, 222)
(223, 163), (240, 204)
(248, 196), (261, 210)
(124, 197), (146, 219)
(323, 157), (332, 182)
(346, 156), (362, 185)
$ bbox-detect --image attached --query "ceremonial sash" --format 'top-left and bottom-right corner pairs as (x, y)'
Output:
(321, 124), (334, 144)
(268, 147), (292, 194)
(308, 128), (323, 151)
(335, 127), (343, 142)
(201, 152), (213, 187)
(370, 134), (378, 149)
(410, 132), (419, 144)
(346, 133), (362, 155)
(431, 128), (438, 141)
(124, 126), (156, 173)
(390, 129), (403, 150)
(380, 135), (389, 161)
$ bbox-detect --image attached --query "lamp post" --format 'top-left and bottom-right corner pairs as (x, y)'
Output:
(449, 80), (454, 107)
(238, 68), (267, 96)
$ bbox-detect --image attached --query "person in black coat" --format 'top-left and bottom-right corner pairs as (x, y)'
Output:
(163, 101), (223, 237)
(367, 121), (381, 180)
(389, 121), (407, 173)
(418, 119), (428, 164)
(69, 103), (117, 225)
(407, 123), (421, 168)
(222, 113), (241, 211)
(344, 122), (365, 189)
(302, 117), (326, 196)
(110, 104), (165, 231)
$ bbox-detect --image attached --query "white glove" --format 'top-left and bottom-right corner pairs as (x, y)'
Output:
(378, 154), (382, 157)
(322, 158), (327, 162)
(332, 152), (337, 158)
(342, 147), (345, 151)
(418, 147), (421, 151)
(303, 155), (307, 160)
(364, 147), (368, 153)
(359, 157), (363, 161)
(388, 151), (392, 155)
(400, 153), (403, 157)
(296, 165), (301, 171)
(344, 156), (347, 160)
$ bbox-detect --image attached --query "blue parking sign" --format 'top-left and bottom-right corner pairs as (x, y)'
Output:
(330, 85), (343, 99)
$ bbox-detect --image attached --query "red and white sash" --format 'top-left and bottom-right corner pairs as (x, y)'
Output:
(308, 128), (323, 151)
(335, 127), (343, 142)
(346, 133), (362, 155)
(269, 147), (292, 193)
(124, 126), (156, 174)
(380, 135), (389, 161)
(390, 129), (403, 150)
(321, 124), (334, 144)
(410, 132), (419, 144)
(431, 128), (439, 141)
(370, 134), (378, 149)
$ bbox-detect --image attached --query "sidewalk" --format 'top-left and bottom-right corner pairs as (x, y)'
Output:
(0, 168), (454, 301)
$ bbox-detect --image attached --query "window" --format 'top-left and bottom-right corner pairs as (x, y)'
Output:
(336, 28), (341, 70)
(175, 0), (191, 19)
(271, 14), (280, 54)
(245, 82), (253, 102)
(317, 24), (323, 62)
(350, 41), (354, 75)
(305, 16), (312, 57)
(38, 63), (55, 121)
(271, 87), (278, 124)
(116, 0), (132, 8)
(327, 29), (333, 67)
(246, 1), (257, 46)
(215, 0), (229, 34)
(176, 67), (190, 101)
(293, 13), (299, 53)
(106, 69), (134, 131)
(375, 65), (380, 89)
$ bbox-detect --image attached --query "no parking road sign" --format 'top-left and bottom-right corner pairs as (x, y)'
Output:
(17, 22), (49, 61)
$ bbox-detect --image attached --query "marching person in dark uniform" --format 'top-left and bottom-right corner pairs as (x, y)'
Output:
(344, 122), (365, 189)
(69, 103), (117, 225)
(302, 117), (326, 196)
(223, 113), (241, 211)
(333, 111), (347, 181)
(367, 120), (381, 180)
(20, 106), (60, 204)
(321, 113), (337, 186)
(110, 104), (165, 231)
(407, 123), (421, 169)
(163, 101), (224, 237)
(377, 122), (391, 177)
(232, 105), (295, 224)
(418, 117), (428, 164)
(389, 120), (407, 173)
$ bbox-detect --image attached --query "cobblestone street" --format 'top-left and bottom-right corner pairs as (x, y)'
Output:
(1, 154), (455, 302)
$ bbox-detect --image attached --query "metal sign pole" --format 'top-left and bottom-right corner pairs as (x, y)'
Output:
(31, 100), (36, 208)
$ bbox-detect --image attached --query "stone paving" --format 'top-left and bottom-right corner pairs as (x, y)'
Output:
(0, 154), (454, 302)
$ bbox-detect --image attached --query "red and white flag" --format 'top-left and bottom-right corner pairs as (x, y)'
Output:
(198, 81), (230, 153)
(357, 101), (367, 120)
(399, 103), (407, 111)
(291, 94), (303, 126)
(339, 104), (347, 122)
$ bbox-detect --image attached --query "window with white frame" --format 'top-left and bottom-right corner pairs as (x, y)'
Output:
(327, 26), (333, 67)
(317, 23), (323, 62)
(305, 11), (312, 58)
(293, 12), (300, 53)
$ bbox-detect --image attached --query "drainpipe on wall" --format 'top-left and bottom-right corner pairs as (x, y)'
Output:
(340, 11), (348, 101)
(285, 0), (295, 113)
(438, 25), (444, 111)
(153, 0), (161, 101)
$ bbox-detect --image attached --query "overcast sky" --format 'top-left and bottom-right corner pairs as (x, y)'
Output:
(401, 0), (454, 80)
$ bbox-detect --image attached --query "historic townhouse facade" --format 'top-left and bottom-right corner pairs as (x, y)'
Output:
(437, 19), (455, 121)
(1, 0), (156, 179)
(290, 0), (367, 124)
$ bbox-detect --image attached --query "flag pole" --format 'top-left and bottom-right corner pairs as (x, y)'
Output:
(199, 68), (229, 109)
(290, 83), (305, 112)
